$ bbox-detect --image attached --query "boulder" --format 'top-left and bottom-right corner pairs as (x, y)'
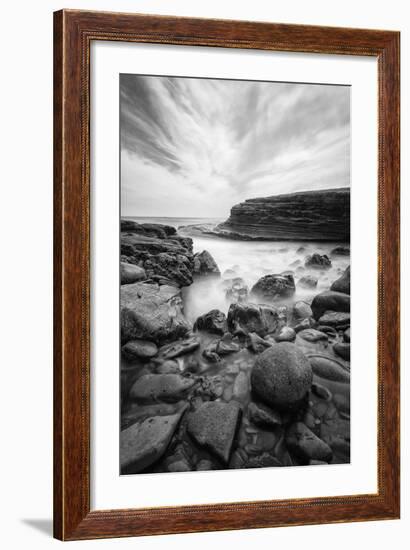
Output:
(193, 250), (220, 276)
(216, 333), (240, 355)
(294, 318), (316, 333)
(344, 327), (351, 343)
(121, 282), (191, 344)
(122, 339), (158, 361)
(159, 337), (200, 359)
(318, 311), (350, 328)
(275, 326), (296, 342)
(330, 266), (350, 295)
(333, 342), (351, 361)
(187, 401), (242, 463)
(155, 360), (180, 374)
(120, 405), (187, 473)
(121, 221), (194, 287)
(251, 343), (312, 410)
(194, 309), (227, 335)
(286, 422), (332, 463)
(251, 274), (295, 302)
(298, 275), (318, 289)
(310, 291), (350, 320)
(248, 402), (282, 428)
(227, 302), (280, 337)
(307, 354), (350, 383)
(120, 262), (146, 285)
(298, 329), (328, 343)
(305, 253), (332, 269)
(247, 332), (272, 353)
(129, 373), (196, 403)
(292, 301), (313, 322)
(330, 246), (350, 256)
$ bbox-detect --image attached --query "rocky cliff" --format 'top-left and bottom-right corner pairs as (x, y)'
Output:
(217, 188), (350, 242)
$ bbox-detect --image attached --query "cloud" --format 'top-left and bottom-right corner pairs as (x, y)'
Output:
(120, 74), (350, 218)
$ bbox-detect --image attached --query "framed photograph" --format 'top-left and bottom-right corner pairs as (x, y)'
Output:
(54, 9), (400, 540)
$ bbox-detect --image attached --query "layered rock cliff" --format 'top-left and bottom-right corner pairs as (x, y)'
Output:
(217, 188), (350, 242)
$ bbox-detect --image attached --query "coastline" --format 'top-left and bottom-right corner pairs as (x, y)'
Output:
(119, 215), (351, 475)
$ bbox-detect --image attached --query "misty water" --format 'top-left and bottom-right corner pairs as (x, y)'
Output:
(130, 216), (350, 323)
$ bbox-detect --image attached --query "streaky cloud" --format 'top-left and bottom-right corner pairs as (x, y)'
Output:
(120, 74), (350, 217)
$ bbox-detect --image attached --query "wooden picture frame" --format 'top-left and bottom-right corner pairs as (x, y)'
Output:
(53, 9), (400, 541)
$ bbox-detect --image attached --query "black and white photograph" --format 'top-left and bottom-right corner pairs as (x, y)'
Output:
(119, 74), (351, 475)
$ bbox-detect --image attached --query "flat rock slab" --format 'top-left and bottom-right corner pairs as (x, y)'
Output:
(160, 337), (200, 359)
(121, 282), (191, 344)
(187, 401), (242, 463)
(286, 422), (333, 463)
(120, 406), (187, 473)
(298, 328), (328, 342)
(122, 339), (158, 360)
(129, 374), (196, 403)
(307, 354), (350, 384)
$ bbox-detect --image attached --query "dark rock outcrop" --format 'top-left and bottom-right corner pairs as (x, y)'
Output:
(251, 343), (313, 410)
(251, 274), (295, 302)
(227, 302), (280, 337)
(193, 250), (220, 276)
(194, 309), (227, 334)
(216, 188), (350, 241)
(121, 282), (191, 344)
(121, 220), (194, 287)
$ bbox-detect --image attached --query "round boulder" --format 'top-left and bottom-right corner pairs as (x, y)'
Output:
(251, 343), (312, 410)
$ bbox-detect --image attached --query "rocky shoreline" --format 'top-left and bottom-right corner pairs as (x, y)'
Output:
(179, 187), (350, 242)
(120, 218), (351, 474)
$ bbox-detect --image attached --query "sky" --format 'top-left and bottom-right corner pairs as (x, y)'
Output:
(120, 74), (350, 218)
